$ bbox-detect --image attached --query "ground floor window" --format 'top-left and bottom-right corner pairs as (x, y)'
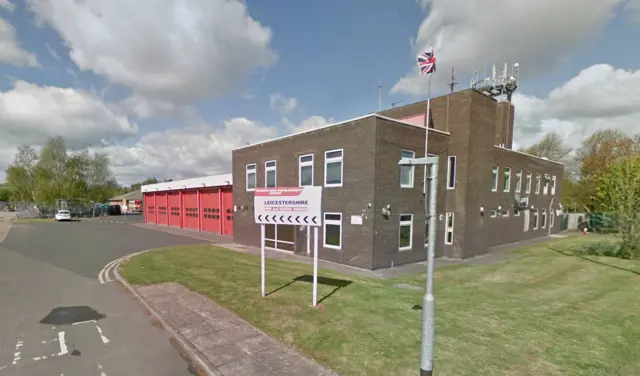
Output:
(399, 214), (413, 251)
(323, 213), (342, 249)
(550, 209), (555, 227)
(264, 224), (295, 252)
(533, 210), (539, 229)
(542, 209), (547, 228)
(445, 212), (454, 245)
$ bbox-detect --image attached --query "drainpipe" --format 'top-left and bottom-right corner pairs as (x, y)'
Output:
(548, 197), (556, 237)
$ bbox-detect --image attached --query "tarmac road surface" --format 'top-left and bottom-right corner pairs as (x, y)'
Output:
(0, 220), (207, 376)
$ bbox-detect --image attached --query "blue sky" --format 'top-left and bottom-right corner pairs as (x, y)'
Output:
(1, 0), (639, 183)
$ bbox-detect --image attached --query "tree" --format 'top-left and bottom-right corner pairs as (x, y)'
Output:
(4, 145), (39, 202)
(0, 186), (11, 202)
(521, 131), (572, 162)
(596, 155), (640, 258)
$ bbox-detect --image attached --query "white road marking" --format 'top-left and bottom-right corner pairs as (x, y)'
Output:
(12, 337), (23, 364)
(99, 254), (130, 284)
(72, 319), (96, 326)
(57, 331), (68, 356)
(95, 325), (110, 345)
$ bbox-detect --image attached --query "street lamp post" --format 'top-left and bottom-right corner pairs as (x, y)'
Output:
(398, 156), (439, 376)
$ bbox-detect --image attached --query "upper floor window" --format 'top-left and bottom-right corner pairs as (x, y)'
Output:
(299, 154), (314, 186)
(491, 165), (499, 192)
(535, 173), (541, 194)
(515, 170), (523, 193)
(246, 164), (256, 191)
(400, 150), (415, 188)
(447, 156), (456, 190)
(525, 172), (532, 194)
(265, 160), (277, 188)
(551, 175), (557, 195)
(503, 167), (511, 192)
(543, 174), (549, 195)
(324, 149), (343, 187)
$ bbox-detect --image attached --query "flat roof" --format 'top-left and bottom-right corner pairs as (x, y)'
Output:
(233, 113), (450, 152)
(141, 173), (232, 193)
(494, 145), (565, 166)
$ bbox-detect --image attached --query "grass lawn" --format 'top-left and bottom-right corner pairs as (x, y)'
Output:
(121, 235), (640, 376)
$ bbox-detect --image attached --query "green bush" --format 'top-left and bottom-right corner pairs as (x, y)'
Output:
(573, 241), (640, 259)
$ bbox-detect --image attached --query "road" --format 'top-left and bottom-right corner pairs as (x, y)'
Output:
(0, 218), (207, 376)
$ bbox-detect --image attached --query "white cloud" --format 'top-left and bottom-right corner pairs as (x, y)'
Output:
(0, 0), (14, 11)
(393, 0), (630, 96)
(269, 93), (298, 114)
(27, 0), (277, 118)
(103, 115), (335, 185)
(0, 17), (39, 66)
(0, 81), (138, 179)
(513, 64), (640, 150)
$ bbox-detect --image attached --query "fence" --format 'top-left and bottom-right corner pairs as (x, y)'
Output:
(12, 199), (109, 219)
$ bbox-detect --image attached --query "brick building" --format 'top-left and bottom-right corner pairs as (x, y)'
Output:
(231, 89), (564, 270)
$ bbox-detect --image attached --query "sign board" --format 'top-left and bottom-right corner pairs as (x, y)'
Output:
(350, 215), (363, 225)
(254, 187), (322, 226)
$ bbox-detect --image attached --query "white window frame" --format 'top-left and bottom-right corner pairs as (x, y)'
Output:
(491, 165), (499, 192)
(444, 212), (454, 245)
(525, 172), (532, 194)
(533, 210), (539, 229)
(400, 150), (415, 188)
(515, 170), (523, 193)
(514, 208), (520, 216)
(298, 154), (314, 187)
(551, 175), (557, 195)
(446, 156), (456, 190)
(265, 160), (277, 188)
(323, 212), (342, 250)
(245, 163), (256, 191)
(543, 176), (549, 195)
(503, 167), (511, 192)
(550, 208), (555, 227)
(541, 209), (547, 228)
(490, 210), (497, 218)
(399, 214), (413, 251)
(535, 173), (541, 194)
(324, 149), (344, 188)
(501, 209), (510, 217)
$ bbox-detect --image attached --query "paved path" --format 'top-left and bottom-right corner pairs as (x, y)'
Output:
(0, 220), (209, 376)
(136, 283), (336, 376)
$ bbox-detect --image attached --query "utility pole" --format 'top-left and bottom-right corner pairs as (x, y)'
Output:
(448, 68), (458, 93)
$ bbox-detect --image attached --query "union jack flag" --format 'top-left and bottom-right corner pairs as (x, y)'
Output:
(417, 48), (436, 75)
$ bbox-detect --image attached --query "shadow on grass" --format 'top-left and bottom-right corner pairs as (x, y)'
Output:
(550, 247), (640, 276)
(268, 275), (353, 304)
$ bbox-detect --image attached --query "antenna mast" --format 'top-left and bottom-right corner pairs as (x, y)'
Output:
(377, 80), (382, 111)
(448, 68), (458, 93)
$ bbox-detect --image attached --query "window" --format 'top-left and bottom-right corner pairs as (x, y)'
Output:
(323, 213), (342, 249)
(542, 210), (547, 228)
(399, 214), (413, 251)
(514, 208), (520, 216)
(525, 172), (532, 194)
(299, 154), (314, 186)
(503, 167), (511, 192)
(246, 164), (256, 191)
(491, 165), (499, 192)
(515, 170), (523, 193)
(400, 150), (415, 188)
(501, 210), (510, 217)
(445, 212), (454, 245)
(265, 160), (277, 188)
(550, 175), (557, 195)
(490, 210), (497, 218)
(535, 173), (541, 194)
(447, 156), (456, 189)
(425, 217), (430, 246)
(533, 210), (539, 229)
(543, 175), (549, 195)
(324, 149), (343, 187)
(550, 208), (555, 227)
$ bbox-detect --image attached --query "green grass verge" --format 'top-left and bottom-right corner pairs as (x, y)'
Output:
(121, 235), (640, 376)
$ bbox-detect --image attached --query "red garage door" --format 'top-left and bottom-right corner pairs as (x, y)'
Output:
(182, 191), (199, 230)
(145, 193), (156, 223)
(221, 188), (233, 236)
(200, 188), (221, 233)
(156, 193), (168, 225)
(168, 192), (181, 227)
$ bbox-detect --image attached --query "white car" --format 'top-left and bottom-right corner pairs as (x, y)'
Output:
(55, 210), (72, 222)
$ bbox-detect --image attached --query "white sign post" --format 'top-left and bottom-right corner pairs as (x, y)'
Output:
(254, 186), (323, 306)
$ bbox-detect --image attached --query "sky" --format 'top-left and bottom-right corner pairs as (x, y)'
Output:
(1, 0), (639, 185)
